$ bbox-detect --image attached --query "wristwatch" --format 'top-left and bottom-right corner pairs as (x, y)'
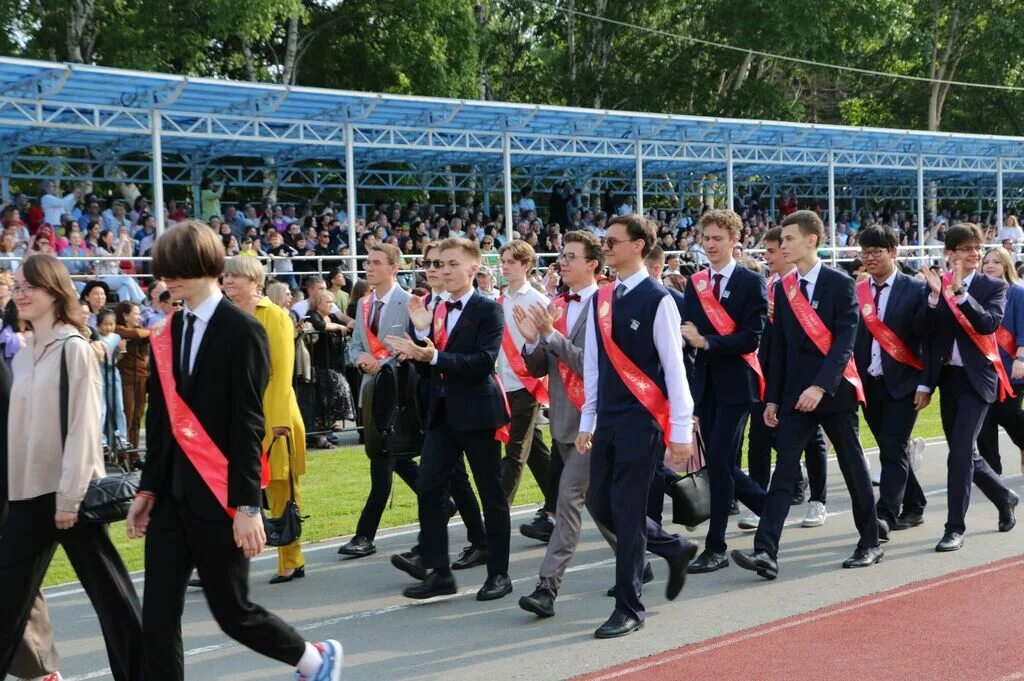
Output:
(236, 505), (261, 517)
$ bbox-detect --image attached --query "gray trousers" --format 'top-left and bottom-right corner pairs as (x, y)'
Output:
(537, 440), (616, 594)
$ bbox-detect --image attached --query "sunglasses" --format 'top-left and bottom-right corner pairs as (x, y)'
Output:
(422, 259), (444, 269)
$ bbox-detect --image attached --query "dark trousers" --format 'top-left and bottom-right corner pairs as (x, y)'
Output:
(588, 420), (688, 623)
(501, 388), (553, 509)
(748, 401), (827, 503)
(754, 409), (878, 559)
(142, 500), (306, 681)
(545, 443), (564, 515)
(355, 450), (420, 540)
(863, 377), (927, 524)
(0, 494), (143, 681)
(418, 420), (510, 577)
(701, 397), (766, 553)
(939, 367), (1016, 534)
(977, 388), (1024, 475)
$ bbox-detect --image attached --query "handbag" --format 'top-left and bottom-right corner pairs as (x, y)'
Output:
(59, 338), (140, 524)
(263, 435), (304, 547)
(665, 429), (710, 528)
(369, 361), (424, 459)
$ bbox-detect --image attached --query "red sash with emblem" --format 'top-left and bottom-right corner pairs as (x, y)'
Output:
(855, 278), (923, 371)
(996, 326), (1017, 360)
(595, 284), (673, 446)
(150, 312), (270, 519)
(551, 296), (585, 411)
(941, 272), (1014, 401)
(782, 271), (866, 404)
(497, 295), (549, 406)
(690, 269), (766, 400)
(361, 294), (392, 360)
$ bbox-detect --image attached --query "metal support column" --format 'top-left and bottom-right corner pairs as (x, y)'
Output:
(634, 138), (644, 215)
(726, 144), (734, 211)
(481, 171), (491, 217)
(502, 132), (513, 241)
(769, 182), (777, 221)
(997, 157), (1005, 229)
(151, 111), (166, 236)
(917, 155), (926, 253)
(827, 150), (837, 266)
(345, 123), (357, 278)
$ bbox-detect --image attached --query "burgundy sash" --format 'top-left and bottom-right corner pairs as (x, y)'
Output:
(595, 283), (673, 446)
(855, 278), (923, 371)
(551, 296), (585, 411)
(361, 294), (392, 360)
(941, 272), (1014, 401)
(497, 295), (549, 406)
(150, 312), (269, 519)
(781, 271), (865, 404)
(689, 269), (766, 400)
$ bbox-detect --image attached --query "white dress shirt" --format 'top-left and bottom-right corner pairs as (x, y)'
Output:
(708, 259), (737, 298)
(867, 269), (898, 377)
(523, 282), (599, 355)
(181, 288), (223, 373)
(797, 260), (823, 301)
(426, 289), (452, 311)
(415, 288), (473, 365)
(580, 270), (694, 444)
(498, 281), (550, 392)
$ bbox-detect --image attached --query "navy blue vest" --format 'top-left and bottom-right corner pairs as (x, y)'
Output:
(594, 276), (670, 427)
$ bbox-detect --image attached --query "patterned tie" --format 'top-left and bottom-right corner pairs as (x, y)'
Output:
(712, 273), (724, 301)
(369, 299), (384, 337)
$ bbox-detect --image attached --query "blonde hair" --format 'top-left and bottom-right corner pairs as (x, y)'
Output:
(266, 282), (290, 307)
(498, 239), (537, 268)
(985, 246), (1018, 284)
(223, 255), (267, 286)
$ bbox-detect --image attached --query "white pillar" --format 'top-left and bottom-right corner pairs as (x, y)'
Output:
(997, 157), (1005, 231)
(726, 144), (734, 211)
(481, 172), (491, 217)
(1, 173), (9, 203)
(502, 132), (513, 241)
(151, 111), (165, 236)
(191, 167), (202, 220)
(345, 123), (357, 279)
(769, 183), (777, 221)
(917, 155), (926, 253)
(634, 138), (644, 215)
(827, 150), (837, 266)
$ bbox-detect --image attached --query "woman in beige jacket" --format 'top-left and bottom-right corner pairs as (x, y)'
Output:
(0, 255), (142, 680)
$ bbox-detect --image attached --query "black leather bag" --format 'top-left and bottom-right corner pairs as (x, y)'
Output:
(369, 360), (423, 458)
(59, 339), (140, 524)
(666, 430), (710, 528)
(263, 435), (304, 547)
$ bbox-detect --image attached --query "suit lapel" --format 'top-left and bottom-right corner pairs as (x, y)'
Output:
(171, 311), (183, 393)
(185, 299), (226, 399)
(883, 273), (905, 324)
(445, 293), (476, 347)
(569, 298), (589, 341)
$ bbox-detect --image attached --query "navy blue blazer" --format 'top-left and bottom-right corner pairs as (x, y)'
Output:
(767, 264), (860, 414)
(922, 272), (1008, 402)
(682, 266), (767, 407)
(853, 272), (929, 400)
(412, 291), (510, 432)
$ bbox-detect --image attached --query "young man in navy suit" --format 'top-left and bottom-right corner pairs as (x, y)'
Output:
(919, 223), (1019, 552)
(387, 238), (513, 601)
(679, 210), (767, 573)
(733, 210), (882, 579)
(854, 225), (931, 536)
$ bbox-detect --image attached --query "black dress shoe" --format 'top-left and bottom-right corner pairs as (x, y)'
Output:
(665, 540), (699, 601)
(935, 532), (964, 552)
(477, 573), (513, 601)
(403, 571), (457, 599)
(606, 562), (654, 597)
(520, 514), (554, 543)
(452, 545), (488, 570)
(893, 512), (924, 530)
(998, 491), (1019, 533)
(391, 550), (427, 581)
(728, 499), (740, 516)
(594, 611), (644, 639)
(337, 536), (376, 558)
(519, 587), (556, 618)
(877, 518), (890, 544)
(269, 566), (305, 584)
(687, 550), (729, 574)
(730, 549), (778, 580)
(842, 546), (884, 568)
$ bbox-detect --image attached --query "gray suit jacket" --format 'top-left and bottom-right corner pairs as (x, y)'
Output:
(523, 302), (589, 445)
(348, 285), (412, 396)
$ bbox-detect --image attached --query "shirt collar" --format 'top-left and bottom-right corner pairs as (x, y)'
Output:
(873, 269), (898, 289)
(510, 281), (533, 297)
(616, 268), (650, 292)
(963, 271), (976, 288)
(574, 282), (599, 302)
(183, 288), (223, 323)
(373, 284), (396, 306)
(452, 289), (474, 308)
(710, 259), (737, 279)
(432, 289), (451, 301)
(800, 260), (823, 286)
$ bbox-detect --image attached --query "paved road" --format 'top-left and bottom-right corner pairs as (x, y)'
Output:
(41, 435), (1024, 681)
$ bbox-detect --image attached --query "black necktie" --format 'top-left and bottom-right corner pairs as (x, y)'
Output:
(445, 300), (463, 312)
(181, 312), (196, 385)
(873, 282), (888, 311)
(713, 273), (724, 301)
(799, 279), (810, 301)
(431, 295), (441, 311)
(369, 299), (384, 336)
(614, 284), (626, 301)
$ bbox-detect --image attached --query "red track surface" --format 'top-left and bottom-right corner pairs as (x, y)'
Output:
(578, 556), (1024, 681)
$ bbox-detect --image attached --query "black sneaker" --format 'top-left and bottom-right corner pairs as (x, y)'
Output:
(520, 513), (554, 543)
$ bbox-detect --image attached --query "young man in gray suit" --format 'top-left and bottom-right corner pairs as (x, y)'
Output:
(516, 230), (618, 618)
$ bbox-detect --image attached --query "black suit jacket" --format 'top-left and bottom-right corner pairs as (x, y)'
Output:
(682, 266), (767, 407)
(922, 272), (1008, 402)
(767, 263), (860, 414)
(853, 272), (929, 399)
(141, 299), (270, 522)
(413, 292), (510, 432)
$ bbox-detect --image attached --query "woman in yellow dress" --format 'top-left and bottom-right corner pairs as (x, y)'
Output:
(222, 255), (308, 583)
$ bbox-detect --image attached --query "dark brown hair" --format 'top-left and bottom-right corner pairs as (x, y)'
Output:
(114, 300), (139, 326)
(607, 214), (657, 257)
(944, 222), (984, 253)
(762, 226), (784, 245)
(563, 229), (604, 274)
(644, 243), (666, 267)
(780, 210), (825, 247)
(20, 254), (88, 335)
(151, 219), (225, 280)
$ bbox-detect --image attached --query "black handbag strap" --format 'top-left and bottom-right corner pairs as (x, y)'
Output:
(272, 433), (297, 503)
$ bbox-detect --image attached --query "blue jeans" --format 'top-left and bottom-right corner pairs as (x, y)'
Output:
(101, 276), (145, 304)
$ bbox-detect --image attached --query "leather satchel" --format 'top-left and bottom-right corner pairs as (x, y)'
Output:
(59, 338), (140, 524)
(665, 429), (710, 528)
(263, 435), (304, 547)
(369, 360), (423, 459)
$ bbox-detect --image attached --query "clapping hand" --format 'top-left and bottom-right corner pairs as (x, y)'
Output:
(920, 266), (942, 296)
(385, 334), (434, 363)
(407, 295), (432, 331)
(526, 302), (557, 338)
(513, 304), (539, 344)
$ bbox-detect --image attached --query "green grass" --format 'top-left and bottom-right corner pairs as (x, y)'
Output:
(44, 398), (945, 587)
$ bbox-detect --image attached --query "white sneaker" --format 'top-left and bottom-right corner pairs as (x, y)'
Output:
(802, 501), (827, 527)
(738, 511), (759, 530)
(911, 437), (926, 473)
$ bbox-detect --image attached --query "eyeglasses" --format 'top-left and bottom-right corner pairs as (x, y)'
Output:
(955, 244), (984, 254)
(859, 248), (889, 260)
(423, 259), (444, 269)
(558, 252), (583, 263)
(12, 284), (35, 296)
(603, 236), (638, 249)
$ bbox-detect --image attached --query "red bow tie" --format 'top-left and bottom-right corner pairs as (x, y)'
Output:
(561, 292), (581, 303)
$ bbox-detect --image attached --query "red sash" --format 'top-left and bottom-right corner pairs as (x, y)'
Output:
(361, 294), (391, 360)
(689, 269), (765, 400)
(855, 278), (924, 371)
(941, 272), (1014, 401)
(150, 313), (269, 519)
(595, 284), (673, 446)
(766, 273), (779, 324)
(432, 299), (511, 443)
(781, 271), (866, 404)
(497, 295), (549, 406)
(996, 326), (1016, 358)
(551, 296), (585, 411)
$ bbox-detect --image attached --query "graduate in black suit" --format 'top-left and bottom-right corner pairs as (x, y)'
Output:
(126, 221), (342, 681)
(679, 210), (767, 573)
(386, 237), (513, 601)
(918, 223), (1019, 552)
(853, 225), (931, 536)
(733, 211), (882, 580)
